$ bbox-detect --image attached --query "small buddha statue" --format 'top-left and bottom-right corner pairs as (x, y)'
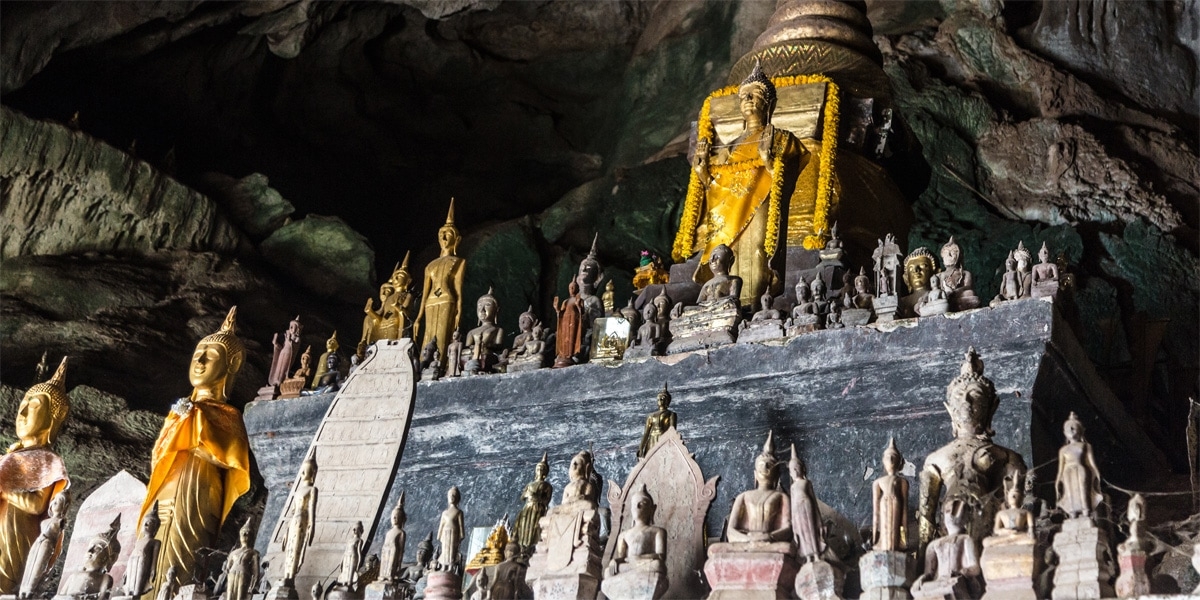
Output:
(445, 331), (464, 378)
(1030, 241), (1060, 299)
(1119, 493), (1147, 554)
(419, 338), (441, 381)
(399, 533), (434, 589)
(142, 307), (252, 598)
(378, 493), (407, 583)
(222, 519), (262, 600)
(333, 522), (365, 592)
(490, 542), (525, 600)
(637, 384), (678, 458)
(626, 303), (664, 358)
(695, 244), (742, 307)
(553, 281), (586, 368)
(1055, 412), (1103, 519)
(916, 274), (949, 317)
(119, 500), (161, 598)
(990, 252), (1021, 307)
(278, 345), (313, 398)
(513, 453), (552, 553)
(651, 290), (672, 332)
(918, 348), (1026, 553)
(843, 267), (875, 310)
(311, 331), (341, 390)
(619, 298), (639, 326)
(602, 280), (616, 316)
(154, 566), (178, 600)
(58, 516), (120, 599)
(19, 492), (69, 599)
(789, 277), (821, 332)
(312, 582), (324, 600)
(315, 351), (344, 393)
(788, 445), (824, 562)
(470, 569), (490, 600)
(727, 431), (791, 543)
(900, 247), (936, 318)
(267, 316), (303, 388)
(281, 456), (317, 588)
(463, 288), (504, 374)
(415, 200), (467, 364)
(1, 356), (71, 594)
(826, 309), (844, 329)
(1012, 241), (1033, 298)
(437, 487), (465, 571)
(912, 501), (982, 599)
(512, 306), (539, 352)
(937, 237), (981, 310)
(602, 485), (668, 600)
(871, 438), (908, 552)
(987, 475), (1034, 542)
(576, 235), (608, 325)
(750, 292), (781, 321)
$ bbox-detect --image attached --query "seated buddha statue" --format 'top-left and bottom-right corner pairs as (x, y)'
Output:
(937, 237), (981, 311)
(696, 244), (742, 307)
(675, 62), (806, 306)
(462, 288), (505, 374)
(727, 431), (791, 544)
(1030, 241), (1060, 299)
(602, 485), (668, 600)
(0, 357), (71, 594)
(57, 518), (120, 600)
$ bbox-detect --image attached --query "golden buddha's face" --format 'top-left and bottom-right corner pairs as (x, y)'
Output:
(438, 226), (460, 252)
(189, 341), (230, 390)
(738, 84), (769, 124)
(15, 389), (53, 447)
(535, 461), (548, 480)
(903, 257), (933, 291)
(379, 284), (395, 302)
(657, 392), (670, 411)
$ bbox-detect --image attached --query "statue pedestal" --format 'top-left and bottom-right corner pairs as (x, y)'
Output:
(785, 314), (822, 336)
(872, 296), (898, 323)
(269, 581), (299, 600)
(703, 541), (799, 600)
(363, 580), (405, 600)
(1114, 548), (1150, 598)
(525, 508), (603, 600)
(911, 575), (975, 599)
(622, 343), (659, 359)
(915, 298), (948, 317)
(794, 558), (844, 600)
(1051, 517), (1115, 600)
(738, 319), (786, 344)
(424, 571), (462, 600)
(1030, 282), (1058, 300)
(256, 384), (281, 400)
(600, 568), (666, 600)
(980, 537), (1036, 600)
(857, 550), (908, 600)
(666, 304), (740, 354)
(840, 308), (872, 326)
(508, 355), (548, 372)
(325, 584), (363, 600)
(175, 584), (209, 600)
(277, 377), (306, 399)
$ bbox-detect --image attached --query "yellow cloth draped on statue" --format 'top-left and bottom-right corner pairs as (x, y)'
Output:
(140, 399), (251, 591)
(0, 449), (69, 593)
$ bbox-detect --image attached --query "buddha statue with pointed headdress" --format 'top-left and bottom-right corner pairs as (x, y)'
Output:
(0, 357), (71, 594)
(141, 307), (252, 598)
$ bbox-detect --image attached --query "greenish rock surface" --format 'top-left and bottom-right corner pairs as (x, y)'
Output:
(458, 217), (543, 340)
(199, 172), (296, 239)
(259, 215), (376, 301)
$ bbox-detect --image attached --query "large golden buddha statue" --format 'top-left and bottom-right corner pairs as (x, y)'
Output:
(140, 307), (252, 597)
(358, 252), (415, 359)
(415, 200), (466, 363)
(0, 357), (71, 594)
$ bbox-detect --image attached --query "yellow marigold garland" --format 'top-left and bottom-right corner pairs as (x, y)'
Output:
(671, 74), (841, 261)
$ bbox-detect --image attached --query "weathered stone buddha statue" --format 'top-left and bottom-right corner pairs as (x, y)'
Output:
(526, 451), (603, 600)
(416, 200), (467, 364)
(1056, 412), (1103, 519)
(788, 445), (824, 562)
(269, 316), (303, 388)
(279, 346), (313, 398)
(280, 456), (318, 594)
(223, 519), (262, 600)
(445, 331), (464, 378)
(899, 247), (935, 318)
(463, 288), (504, 375)
(751, 292), (781, 321)
(843, 267), (875, 310)
(742, 291), (786, 342)
(377, 493), (407, 585)
(1013, 241), (1033, 299)
(911, 501), (982, 600)
(789, 276), (823, 333)
(1116, 494), (1150, 597)
(625, 303), (664, 359)
(988, 476), (1034, 543)
(676, 63), (804, 306)
(936, 237), (980, 311)
(1031, 241), (1060, 299)
(311, 331), (340, 390)
(979, 475), (1037, 599)
(437, 487), (464, 571)
(601, 485), (668, 600)
(637, 385), (678, 459)
(398, 534), (433, 593)
(118, 500), (162, 598)
(991, 252), (1022, 307)
(153, 567), (178, 600)
(513, 453), (552, 554)
(729, 431), (791, 543)
(576, 236), (607, 325)
(918, 348), (1026, 555)
(57, 518), (120, 600)
(19, 492), (69, 598)
(419, 339), (440, 381)
(141, 306), (252, 598)
(871, 438), (908, 553)
(1, 356), (71, 594)
(668, 244), (743, 353)
(326, 522), (365, 599)
(512, 307), (538, 353)
(915, 274), (949, 317)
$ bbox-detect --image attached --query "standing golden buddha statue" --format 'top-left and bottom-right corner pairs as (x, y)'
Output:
(140, 307), (252, 597)
(0, 357), (71, 594)
(681, 63), (805, 305)
(415, 200), (466, 363)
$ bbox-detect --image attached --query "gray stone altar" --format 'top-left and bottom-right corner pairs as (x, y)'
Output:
(244, 301), (1165, 580)
(58, 470), (145, 595)
(262, 339), (417, 599)
(602, 428), (716, 599)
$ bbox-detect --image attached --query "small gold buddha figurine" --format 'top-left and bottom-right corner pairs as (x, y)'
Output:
(513, 453), (552, 553)
(222, 519), (262, 600)
(467, 518), (509, 569)
(118, 500), (161, 598)
(871, 438), (908, 552)
(900, 247), (936, 318)
(1055, 412), (1103, 519)
(416, 201), (467, 364)
(602, 280), (616, 316)
(727, 431), (791, 543)
(311, 331), (340, 390)
(695, 244), (743, 307)
(60, 515), (120, 599)
(378, 492), (407, 583)
(19, 492), (69, 598)
(637, 384), (678, 458)
(437, 487), (465, 570)
(0, 356), (71, 594)
(632, 252), (668, 293)
(141, 307), (252, 598)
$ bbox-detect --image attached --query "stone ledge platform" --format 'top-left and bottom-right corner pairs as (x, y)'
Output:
(245, 299), (1164, 557)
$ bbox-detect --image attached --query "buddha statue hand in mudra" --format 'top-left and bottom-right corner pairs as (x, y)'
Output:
(1, 356), (71, 594)
(141, 307), (252, 599)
